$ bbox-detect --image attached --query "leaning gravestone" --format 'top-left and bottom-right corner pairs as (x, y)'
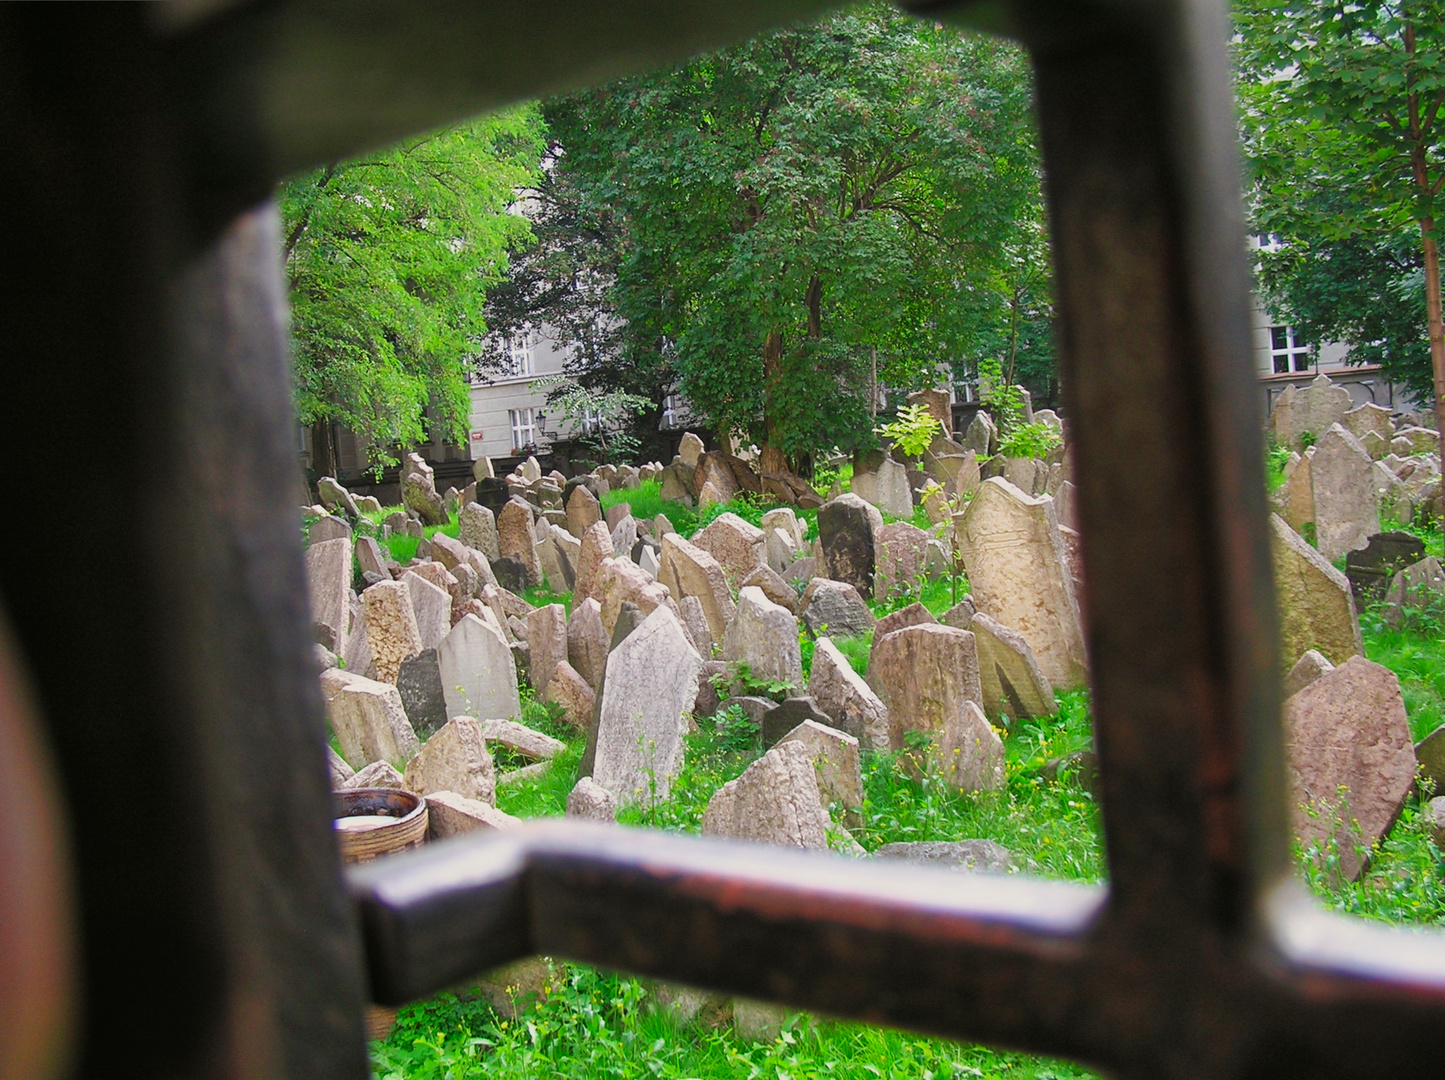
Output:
(868, 601), (936, 672)
(702, 740), (829, 850)
(869, 624), (982, 751)
(1270, 513), (1363, 671)
(1283, 655), (1416, 881)
(491, 555), (530, 596)
(722, 586), (803, 692)
(938, 700), (1006, 792)
(1343, 530), (1426, 603)
(858, 456), (913, 520)
(808, 637), (889, 751)
(969, 612), (1057, 721)
(525, 603), (568, 697)
(778, 718), (863, 815)
(1310, 423), (1380, 562)
(761, 696), (836, 749)
(693, 512), (766, 587)
(592, 605), (702, 803)
(565, 484), (602, 539)
(403, 716), (497, 806)
(956, 477), (1088, 689)
(658, 533), (735, 647)
(401, 454), (448, 525)
(573, 520), (615, 603)
(319, 668), (420, 769)
(402, 571), (452, 652)
(818, 493), (882, 597)
(963, 411), (997, 456)
(437, 613), (521, 722)
(567, 597), (608, 691)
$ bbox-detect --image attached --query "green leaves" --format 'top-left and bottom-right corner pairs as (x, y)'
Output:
(281, 108), (546, 469)
(540, 4), (1046, 462)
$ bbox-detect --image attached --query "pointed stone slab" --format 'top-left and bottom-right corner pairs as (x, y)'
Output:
(592, 605), (702, 804)
(956, 477), (1087, 690)
(969, 612), (1056, 721)
(808, 637), (888, 751)
(722, 586), (802, 692)
(868, 624), (982, 752)
(437, 613), (521, 722)
(702, 739), (828, 849)
(319, 668), (420, 770)
(403, 716), (496, 806)
(658, 532), (736, 645)
(1270, 513), (1363, 671)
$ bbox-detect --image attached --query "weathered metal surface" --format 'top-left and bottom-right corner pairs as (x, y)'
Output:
(8, 0), (1445, 1078)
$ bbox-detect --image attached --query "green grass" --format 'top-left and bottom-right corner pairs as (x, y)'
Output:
(602, 479), (819, 542)
(373, 966), (1096, 1080)
(1362, 603), (1445, 742)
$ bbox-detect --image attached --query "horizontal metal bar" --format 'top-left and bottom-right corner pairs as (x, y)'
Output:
(349, 821), (1102, 1053)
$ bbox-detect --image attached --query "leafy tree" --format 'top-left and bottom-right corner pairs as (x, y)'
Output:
(524, 5), (1044, 474)
(281, 108), (546, 476)
(1237, 0), (1445, 429)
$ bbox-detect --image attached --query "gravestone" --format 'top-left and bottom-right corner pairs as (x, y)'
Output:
(567, 597), (608, 691)
(963, 411), (998, 456)
(778, 718), (863, 815)
(1271, 374), (1352, 450)
(678, 431), (705, 466)
(437, 613), (521, 722)
(491, 556), (530, 596)
(854, 456), (913, 519)
(573, 520), (615, 603)
(402, 571), (452, 652)
(874, 522), (933, 600)
(818, 494), (882, 597)
(565, 484), (602, 539)
(592, 605), (703, 803)
(1283, 649), (1334, 697)
(319, 668), (420, 769)
(868, 602), (936, 672)
(1343, 531), (1426, 603)
(544, 661), (595, 733)
(497, 498), (541, 586)
(309, 515), (352, 545)
(403, 716), (496, 805)
(761, 696), (836, 749)
(1270, 513), (1363, 670)
(693, 512), (766, 587)
(395, 648), (448, 738)
(1283, 655), (1416, 881)
(722, 586), (803, 692)
(656, 537), (739, 647)
(800, 578), (875, 637)
(969, 612), (1057, 721)
(458, 502), (499, 561)
(869, 624), (982, 752)
(597, 557), (673, 639)
(956, 477), (1088, 689)
(738, 564), (799, 615)
(426, 792), (521, 838)
(875, 840), (1015, 874)
(1382, 555), (1445, 628)
(361, 579), (423, 684)
(1310, 423), (1379, 562)
(304, 536), (351, 654)
(401, 453), (447, 525)
(701, 740), (829, 849)
(525, 604), (568, 697)
(939, 700), (1006, 792)
(566, 777), (617, 822)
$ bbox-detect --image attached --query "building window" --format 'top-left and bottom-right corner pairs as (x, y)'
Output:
(1270, 326), (1311, 374)
(580, 407), (602, 435)
(505, 334), (534, 378)
(661, 394), (682, 430)
(509, 408), (537, 451)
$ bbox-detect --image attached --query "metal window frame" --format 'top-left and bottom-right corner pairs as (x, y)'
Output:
(3, 3), (1444, 1080)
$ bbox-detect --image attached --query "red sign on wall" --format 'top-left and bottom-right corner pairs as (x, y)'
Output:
(470, 430), (484, 442)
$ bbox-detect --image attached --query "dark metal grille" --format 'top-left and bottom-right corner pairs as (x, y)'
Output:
(3, 2), (1444, 1079)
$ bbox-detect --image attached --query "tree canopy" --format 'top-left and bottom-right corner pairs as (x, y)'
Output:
(1236, 0), (1445, 422)
(281, 108), (546, 474)
(489, 5), (1047, 471)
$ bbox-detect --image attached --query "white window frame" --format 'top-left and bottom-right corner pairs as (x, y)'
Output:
(509, 407), (537, 451)
(1269, 325), (1311, 374)
(505, 334), (534, 378)
(661, 394), (681, 430)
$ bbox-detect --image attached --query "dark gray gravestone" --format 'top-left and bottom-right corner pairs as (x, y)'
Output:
(761, 696), (836, 748)
(817, 495), (878, 598)
(396, 649), (447, 739)
(1345, 531), (1426, 602)
(492, 555), (530, 595)
(1416, 725), (1445, 795)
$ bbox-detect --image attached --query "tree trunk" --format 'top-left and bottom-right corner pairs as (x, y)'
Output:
(760, 328), (787, 474)
(1422, 218), (1445, 440)
(309, 419), (337, 482)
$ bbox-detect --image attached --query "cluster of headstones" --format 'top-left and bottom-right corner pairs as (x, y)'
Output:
(656, 431), (827, 511)
(1272, 374), (1441, 561)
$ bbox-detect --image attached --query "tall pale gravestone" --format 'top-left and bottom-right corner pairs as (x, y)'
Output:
(657, 532), (736, 646)
(304, 536), (351, 653)
(1310, 423), (1379, 562)
(402, 571), (452, 652)
(437, 613), (521, 722)
(693, 512), (766, 587)
(361, 579), (423, 683)
(956, 478), (1088, 689)
(808, 637), (889, 751)
(498, 498), (542, 586)
(458, 502), (500, 561)
(592, 605), (703, 804)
